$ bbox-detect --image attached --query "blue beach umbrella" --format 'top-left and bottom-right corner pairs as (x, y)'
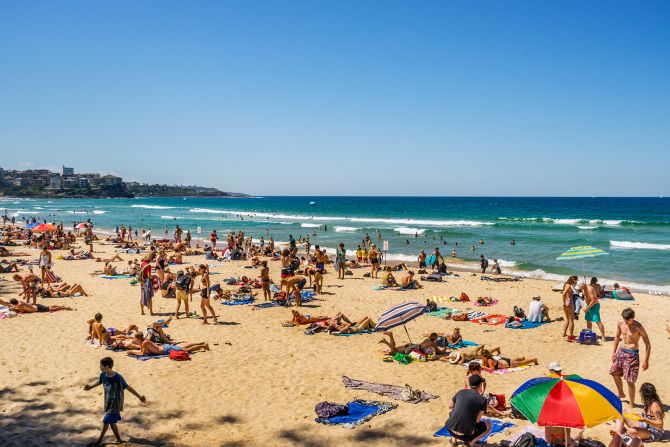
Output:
(557, 245), (608, 281)
(25, 222), (38, 229)
(376, 301), (426, 343)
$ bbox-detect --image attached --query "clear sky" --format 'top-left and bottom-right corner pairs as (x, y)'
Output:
(1, 1), (668, 196)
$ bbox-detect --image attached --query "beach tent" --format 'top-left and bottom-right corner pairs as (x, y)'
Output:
(511, 375), (621, 441)
(375, 301), (426, 343)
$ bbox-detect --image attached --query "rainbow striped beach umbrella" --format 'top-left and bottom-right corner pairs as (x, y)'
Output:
(556, 246), (608, 261)
(511, 375), (622, 428)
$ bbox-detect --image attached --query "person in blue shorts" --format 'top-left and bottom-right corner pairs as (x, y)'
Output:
(583, 277), (606, 339)
(84, 357), (146, 447)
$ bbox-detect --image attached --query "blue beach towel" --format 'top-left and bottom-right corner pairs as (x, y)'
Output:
(507, 320), (550, 330)
(447, 340), (479, 349)
(331, 330), (376, 337)
(315, 400), (397, 429)
(99, 275), (135, 279)
(129, 354), (169, 361)
(434, 418), (516, 442)
(221, 298), (255, 306)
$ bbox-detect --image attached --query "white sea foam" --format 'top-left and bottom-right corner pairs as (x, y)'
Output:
(577, 226), (597, 230)
(610, 241), (670, 251)
(393, 227), (426, 235)
(334, 226), (359, 232)
(188, 208), (493, 227)
(66, 211), (88, 214)
(301, 223), (321, 228)
(552, 218), (581, 225)
(495, 258), (517, 268)
(161, 215), (182, 220)
(131, 205), (176, 209)
(92, 210), (107, 215)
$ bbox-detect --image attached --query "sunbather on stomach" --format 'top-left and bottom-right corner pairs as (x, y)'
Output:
(379, 332), (448, 359)
(285, 310), (329, 326)
(481, 349), (538, 370)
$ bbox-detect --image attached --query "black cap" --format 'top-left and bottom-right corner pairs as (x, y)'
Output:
(468, 374), (486, 388)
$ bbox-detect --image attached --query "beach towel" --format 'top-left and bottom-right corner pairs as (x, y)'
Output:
(99, 274), (135, 279)
(470, 314), (508, 325)
(463, 359), (534, 375)
(612, 290), (634, 301)
(0, 305), (18, 319)
(341, 376), (437, 403)
(128, 353), (169, 361)
(480, 276), (521, 283)
(507, 320), (550, 330)
(444, 339), (478, 349)
(426, 307), (462, 318)
(314, 399), (397, 429)
(221, 298), (255, 306)
(429, 296), (452, 303)
(331, 330), (375, 336)
(474, 298), (499, 307)
(434, 418), (516, 442)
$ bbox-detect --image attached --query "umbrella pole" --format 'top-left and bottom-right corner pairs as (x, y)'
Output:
(403, 325), (413, 344)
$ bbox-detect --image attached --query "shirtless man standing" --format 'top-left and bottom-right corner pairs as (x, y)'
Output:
(583, 277), (606, 339)
(285, 275), (307, 307)
(13, 272), (39, 304)
(610, 308), (651, 407)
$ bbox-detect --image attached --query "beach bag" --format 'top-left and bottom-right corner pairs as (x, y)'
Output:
(579, 440), (606, 447)
(424, 274), (442, 282)
(459, 293), (470, 302)
(579, 329), (597, 345)
(169, 350), (191, 361)
(408, 349), (427, 362)
(511, 432), (536, 447)
(315, 402), (348, 419)
(488, 393), (506, 410)
(175, 274), (191, 290)
(513, 306), (526, 319)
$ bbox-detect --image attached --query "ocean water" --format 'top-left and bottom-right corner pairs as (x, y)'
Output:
(2, 196), (669, 293)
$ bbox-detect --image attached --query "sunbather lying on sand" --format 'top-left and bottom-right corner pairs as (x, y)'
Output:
(446, 346), (499, 364)
(285, 310), (329, 326)
(326, 313), (376, 334)
(127, 339), (210, 356)
(480, 349), (538, 370)
(0, 298), (73, 313)
(87, 313), (140, 345)
(39, 283), (88, 297)
(110, 332), (144, 350)
(379, 331), (448, 359)
(0, 246), (29, 256)
(95, 254), (124, 262)
(0, 261), (19, 273)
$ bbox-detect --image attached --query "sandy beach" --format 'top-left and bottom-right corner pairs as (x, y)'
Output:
(1, 238), (668, 447)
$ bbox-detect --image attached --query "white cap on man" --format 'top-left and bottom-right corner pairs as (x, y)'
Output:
(548, 361), (563, 372)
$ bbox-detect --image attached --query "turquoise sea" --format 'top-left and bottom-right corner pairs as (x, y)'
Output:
(3, 196), (669, 293)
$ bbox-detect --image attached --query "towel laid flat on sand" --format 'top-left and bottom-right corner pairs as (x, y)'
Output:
(507, 320), (550, 330)
(99, 274), (135, 279)
(314, 399), (397, 429)
(470, 314), (508, 325)
(341, 376), (437, 404)
(434, 418), (516, 442)
(426, 307), (462, 318)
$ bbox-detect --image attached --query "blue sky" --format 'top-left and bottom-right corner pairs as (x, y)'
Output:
(1, 1), (668, 196)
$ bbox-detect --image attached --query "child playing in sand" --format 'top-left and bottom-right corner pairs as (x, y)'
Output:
(83, 357), (146, 447)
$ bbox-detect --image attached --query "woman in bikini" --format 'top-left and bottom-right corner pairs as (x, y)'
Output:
(285, 310), (329, 326)
(379, 332), (448, 359)
(610, 383), (664, 447)
(480, 349), (538, 370)
(562, 275), (578, 341)
(369, 244), (380, 279)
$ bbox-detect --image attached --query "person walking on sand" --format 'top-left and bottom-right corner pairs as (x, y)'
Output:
(610, 308), (651, 407)
(139, 257), (154, 316)
(336, 242), (347, 280)
(583, 277), (606, 339)
(38, 246), (52, 285)
(84, 357), (146, 447)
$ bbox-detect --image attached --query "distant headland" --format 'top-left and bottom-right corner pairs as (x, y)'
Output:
(0, 165), (247, 198)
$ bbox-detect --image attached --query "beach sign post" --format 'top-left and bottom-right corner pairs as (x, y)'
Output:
(383, 240), (389, 265)
(197, 226), (201, 246)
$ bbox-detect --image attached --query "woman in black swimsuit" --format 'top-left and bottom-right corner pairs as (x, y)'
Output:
(481, 350), (538, 370)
